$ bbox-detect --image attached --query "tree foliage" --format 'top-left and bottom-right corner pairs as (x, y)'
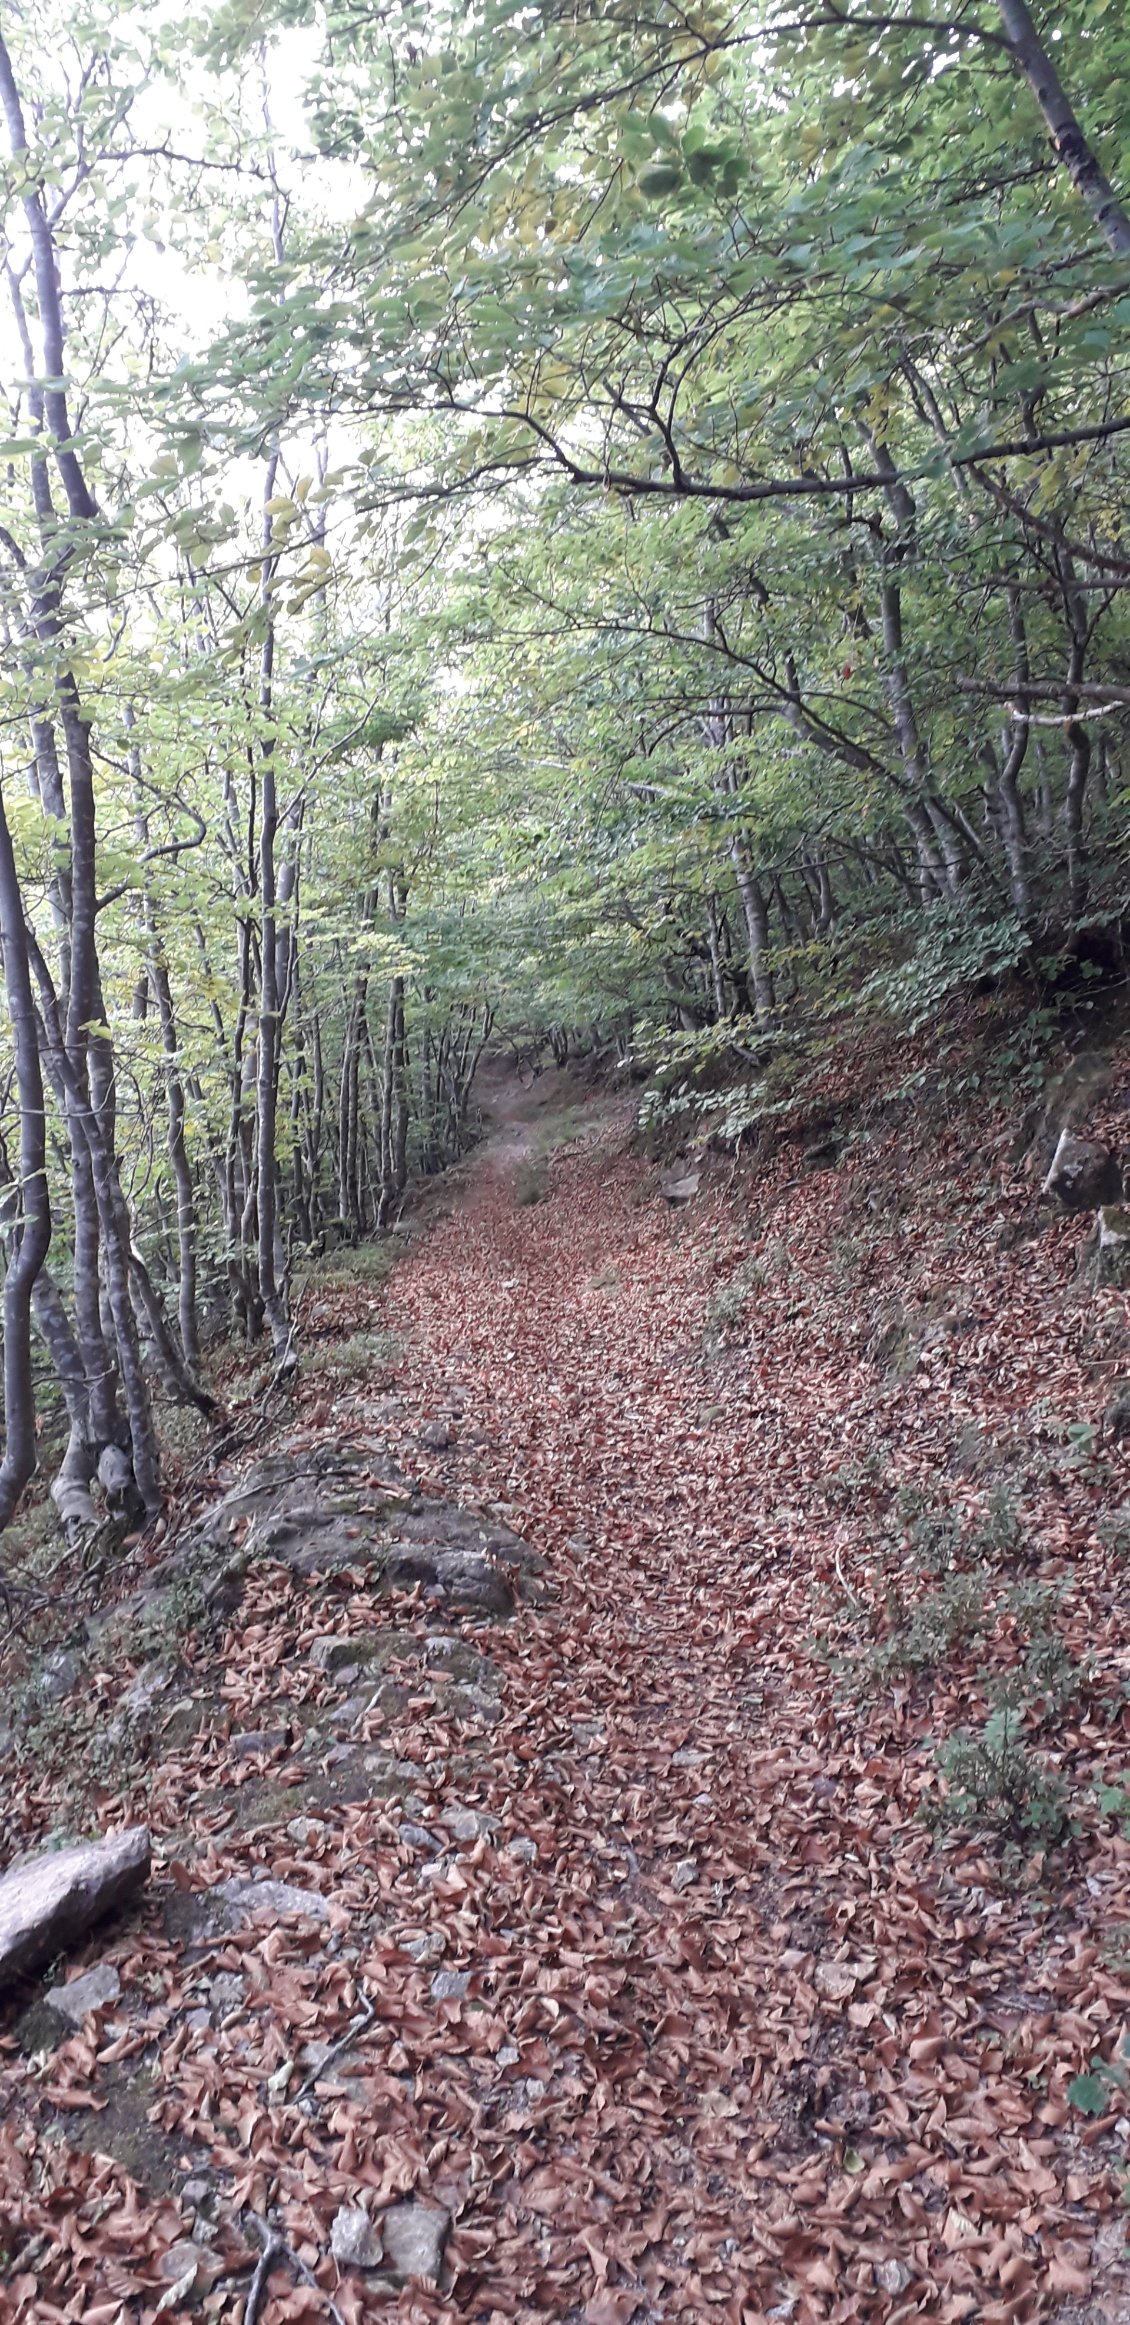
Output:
(0, 0), (1127, 1544)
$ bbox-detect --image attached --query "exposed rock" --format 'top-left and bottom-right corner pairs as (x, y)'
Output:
(171, 1874), (330, 1940)
(660, 1167), (701, 1203)
(36, 1647), (84, 1703)
(45, 1960), (121, 2024)
(430, 1967), (470, 2001)
(448, 1682), (503, 1724)
(286, 1815), (326, 1845)
(231, 1727), (290, 1758)
(1042, 1132), (1123, 1212)
(164, 1446), (415, 1591)
(309, 1632), (391, 1675)
(379, 2200), (450, 2285)
(120, 1662), (181, 1719)
(442, 1807), (497, 1843)
(392, 1504), (546, 1586)
(1105, 1379), (1130, 1440)
(16, 1957), (123, 2054)
(424, 1636), (500, 1690)
(1097, 1205), (1130, 1286)
(207, 1971), (246, 2013)
(0, 1827), (150, 1993)
(214, 1875), (329, 1924)
(419, 1420), (455, 1452)
(331, 2205), (384, 2270)
(401, 1930), (445, 1965)
(399, 1822), (443, 1854)
(671, 1859), (698, 1892)
(383, 1544), (514, 1614)
(158, 2239), (222, 2294)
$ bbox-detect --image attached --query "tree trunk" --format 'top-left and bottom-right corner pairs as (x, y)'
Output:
(994, 0), (1130, 257)
(0, 782), (52, 1529)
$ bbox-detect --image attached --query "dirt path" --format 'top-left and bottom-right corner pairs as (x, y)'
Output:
(365, 1073), (1125, 2324)
(3, 1063), (1127, 2324)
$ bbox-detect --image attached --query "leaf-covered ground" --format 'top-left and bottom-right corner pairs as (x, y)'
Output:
(2, 1024), (1130, 2323)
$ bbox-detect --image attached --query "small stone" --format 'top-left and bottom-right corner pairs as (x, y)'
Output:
(43, 1961), (121, 2025)
(331, 2206), (384, 2271)
(185, 2007), (211, 2031)
(443, 1808), (496, 1843)
(671, 1748), (708, 1768)
(286, 1816), (326, 1845)
(399, 1822), (442, 1854)
(1105, 1380), (1130, 1439)
(231, 1727), (289, 1758)
(212, 1876), (329, 1925)
(379, 2200), (450, 2286)
(419, 1421), (454, 1452)
(401, 1931), (445, 1965)
(207, 1971), (245, 2013)
(309, 1633), (386, 1675)
(37, 1648), (83, 1703)
(497, 2044), (520, 2066)
(507, 1837), (538, 1863)
(159, 2239), (216, 2285)
(430, 1968), (470, 2001)
(671, 1859), (697, 1893)
(180, 2178), (212, 2208)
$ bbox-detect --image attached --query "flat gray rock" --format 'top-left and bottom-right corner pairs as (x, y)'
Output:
(380, 2200), (450, 2285)
(0, 1827), (150, 1992)
(331, 2204), (384, 2269)
(383, 1544), (514, 1614)
(430, 1968), (470, 2001)
(213, 1876), (329, 1925)
(44, 1961), (121, 2024)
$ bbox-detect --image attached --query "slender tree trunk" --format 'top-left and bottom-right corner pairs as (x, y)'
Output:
(997, 589), (1032, 919)
(0, 783), (51, 1529)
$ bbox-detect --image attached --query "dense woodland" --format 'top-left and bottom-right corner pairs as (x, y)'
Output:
(0, 0), (1127, 1540)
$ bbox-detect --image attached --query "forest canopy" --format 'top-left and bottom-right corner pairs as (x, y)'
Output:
(0, 0), (1126, 1538)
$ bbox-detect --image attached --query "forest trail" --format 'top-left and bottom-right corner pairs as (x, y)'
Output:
(4, 1053), (1130, 2324)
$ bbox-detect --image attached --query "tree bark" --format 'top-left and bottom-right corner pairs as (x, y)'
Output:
(0, 783), (52, 1529)
(994, 0), (1130, 257)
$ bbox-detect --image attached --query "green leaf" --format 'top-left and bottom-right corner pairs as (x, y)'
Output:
(1068, 2073), (1111, 2117)
(635, 164), (682, 200)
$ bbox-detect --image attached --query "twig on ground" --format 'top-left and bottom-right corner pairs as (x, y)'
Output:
(243, 2208), (348, 2325)
(243, 2213), (286, 2325)
(295, 1988), (377, 2102)
(834, 1545), (865, 1607)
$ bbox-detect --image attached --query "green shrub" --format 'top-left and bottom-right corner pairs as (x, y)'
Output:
(923, 1708), (1069, 1845)
(970, 1488), (1023, 1561)
(871, 1569), (990, 1677)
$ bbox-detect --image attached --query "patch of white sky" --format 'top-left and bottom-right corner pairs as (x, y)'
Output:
(121, 20), (362, 348)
